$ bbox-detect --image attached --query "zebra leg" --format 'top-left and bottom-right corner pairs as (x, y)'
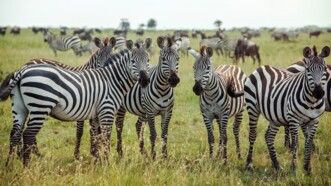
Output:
(31, 138), (42, 158)
(147, 115), (157, 159)
(100, 117), (114, 163)
(284, 125), (291, 149)
(22, 114), (47, 166)
(301, 124), (317, 152)
(74, 120), (84, 160)
(203, 114), (214, 158)
(135, 118), (147, 156)
(115, 106), (126, 158)
(265, 124), (281, 170)
(216, 115), (228, 164)
(90, 119), (100, 159)
(53, 49), (57, 57)
(161, 110), (172, 159)
(233, 110), (243, 159)
(245, 107), (260, 171)
(6, 90), (28, 166)
(289, 123), (299, 174)
(303, 120), (319, 175)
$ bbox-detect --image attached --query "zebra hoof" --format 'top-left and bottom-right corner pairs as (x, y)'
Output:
(245, 163), (253, 172)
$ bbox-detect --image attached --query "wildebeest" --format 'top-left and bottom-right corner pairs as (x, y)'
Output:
(309, 31), (322, 38)
(136, 28), (144, 36)
(271, 31), (289, 41)
(32, 27), (47, 34)
(233, 38), (261, 65)
(10, 27), (20, 36)
(0, 27), (7, 36)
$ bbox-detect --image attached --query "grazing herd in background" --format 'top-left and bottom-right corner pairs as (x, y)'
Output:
(0, 26), (330, 175)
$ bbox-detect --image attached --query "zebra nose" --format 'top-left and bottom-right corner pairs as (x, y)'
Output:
(312, 83), (325, 99)
(168, 70), (180, 87)
(193, 80), (203, 96)
(138, 70), (150, 88)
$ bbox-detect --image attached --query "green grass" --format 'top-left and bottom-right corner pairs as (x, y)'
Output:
(0, 29), (331, 185)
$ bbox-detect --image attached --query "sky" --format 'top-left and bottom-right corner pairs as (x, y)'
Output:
(1, 0), (330, 30)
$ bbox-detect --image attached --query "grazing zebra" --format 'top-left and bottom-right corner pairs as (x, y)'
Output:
(200, 37), (224, 56)
(43, 30), (82, 56)
(188, 46), (246, 162)
(283, 61), (331, 149)
(114, 36), (180, 159)
(81, 41), (100, 54)
(175, 37), (190, 57)
(244, 46), (330, 174)
(3, 37), (117, 165)
(0, 40), (151, 166)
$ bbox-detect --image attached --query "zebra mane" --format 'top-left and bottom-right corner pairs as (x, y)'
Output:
(200, 45), (207, 56)
(312, 45), (317, 56)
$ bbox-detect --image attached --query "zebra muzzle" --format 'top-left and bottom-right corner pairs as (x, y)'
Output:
(312, 84), (324, 99)
(168, 72), (180, 87)
(138, 70), (150, 88)
(193, 80), (203, 96)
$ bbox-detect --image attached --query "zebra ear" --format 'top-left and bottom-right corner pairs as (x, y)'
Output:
(206, 47), (213, 57)
(157, 36), (164, 49)
(303, 46), (312, 58)
(188, 47), (200, 59)
(319, 46), (330, 58)
(126, 40), (134, 50)
(94, 37), (103, 48)
(145, 38), (152, 49)
(109, 37), (116, 47)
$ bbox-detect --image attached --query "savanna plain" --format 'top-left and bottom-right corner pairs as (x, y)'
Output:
(0, 29), (330, 185)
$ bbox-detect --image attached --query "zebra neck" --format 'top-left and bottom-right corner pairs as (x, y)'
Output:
(301, 73), (321, 104)
(155, 65), (172, 88)
(204, 71), (223, 99)
(104, 56), (135, 93)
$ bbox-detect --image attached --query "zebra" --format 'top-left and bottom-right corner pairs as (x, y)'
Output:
(3, 37), (117, 165)
(283, 61), (331, 149)
(200, 37), (224, 56)
(114, 36), (180, 159)
(0, 39), (151, 166)
(81, 41), (100, 54)
(43, 30), (82, 56)
(244, 46), (330, 174)
(188, 46), (246, 162)
(175, 37), (190, 57)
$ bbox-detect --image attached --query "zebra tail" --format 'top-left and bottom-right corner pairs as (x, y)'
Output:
(226, 77), (244, 97)
(0, 72), (15, 101)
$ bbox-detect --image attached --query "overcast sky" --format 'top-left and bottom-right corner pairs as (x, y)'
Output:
(1, 0), (330, 29)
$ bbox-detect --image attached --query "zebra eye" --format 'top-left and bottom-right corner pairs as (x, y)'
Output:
(176, 57), (180, 61)
(162, 57), (166, 61)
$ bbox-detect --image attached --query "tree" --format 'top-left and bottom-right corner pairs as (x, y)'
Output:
(214, 20), (222, 28)
(147, 19), (157, 29)
(139, 23), (145, 28)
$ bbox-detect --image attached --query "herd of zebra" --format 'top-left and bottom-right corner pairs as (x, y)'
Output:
(0, 33), (330, 175)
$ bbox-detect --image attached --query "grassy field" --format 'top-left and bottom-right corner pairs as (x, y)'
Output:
(0, 29), (330, 185)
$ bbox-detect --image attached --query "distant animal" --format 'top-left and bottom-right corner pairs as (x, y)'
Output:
(10, 27), (20, 36)
(81, 41), (100, 54)
(188, 46), (246, 162)
(114, 35), (127, 51)
(271, 32), (289, 41)
(200, 37), (224, 56)
(60, 27), (67, 35)
(309, 31), (322, 38)
(233, 38), (261, 65)
(175, 37), (190, 56)
(244, 45), (330, 174)
(136, 28), (144, 36)
(0, 27), (7, 36)
(32, 27), (46, 34)
(43, 30), (82, 56)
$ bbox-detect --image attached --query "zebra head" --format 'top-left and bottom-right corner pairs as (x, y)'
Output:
(43, 30), (52, 42)
(127, 38), (152, 88)
(303, 45), (330, 99)
(93, 37), (116, 67)
(189, 46), (213, 96)
(157, 36), (180, 87)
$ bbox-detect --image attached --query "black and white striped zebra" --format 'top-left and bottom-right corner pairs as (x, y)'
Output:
(44, 30), (82, 56)
(113, 36), (180, 159)
(3, 37), (117, 165)
(0, 40), (151, 166)
(244, 46), (330, 174)
(188, 46), (246, 162)
(114, 35), (127, 51)
(283, 61), (331, 149)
